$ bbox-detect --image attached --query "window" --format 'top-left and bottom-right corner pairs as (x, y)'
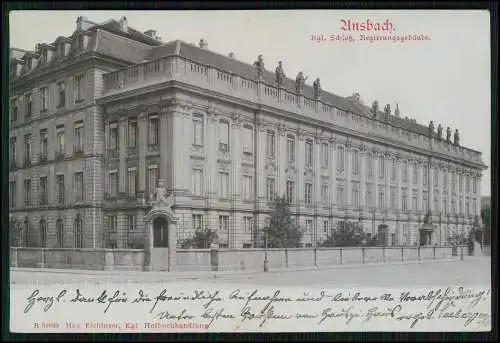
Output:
(391, 160), (396, 181)
(466, 176), (470, 193)
(423, 193), (428, 212)
(39, 129), (48, 161)
(459, 199), (463, 214)
(378, 191), (385, 210)
(305, 140), (313, 166)
(412, 165), (417, 184)
(337, 186), (344, 206)
(423, 168), (428, 186)
(192, 115), (204, 146)
(109, 122), (118, 150)
(24, 179), (31, 208)
(39, 176), (48, 205)
(74, 74), (84, 102)
(74, 215), (83, 248)
(368, 153), (374, 178)
(267, 131), (276, 159)
(352, 150), (359, 175)
(149, 116), (159, 145)
(77, 34), (84, 50)
(321, 143), (329, 167)
(287, 135), (295, 162)
(25, 93), (32, 119)
(9, 137), (16, 166)
(42, 49), (48, 64)
(443, 199), (448, 214)
(192, 214), (203, 230)
(56, 125), (65, 158)
(40, 87), (48, 112)
(433, 196), (438, 213)
(466, 202), (470, 217)
(56, 174), (65, 205)
(9, 181), (16, 208)
(56, 218), (64, 248)
(266, 178), (275, 201)
(128, 119), (137, 147)
(306, 219), (312, 233)
(473, 199), (477, 214)
(473, 178), (477, 193)
(219, 215), (229, 231)
(57, 82), (65, 108)
(192, 169), (203, 196)
(24, 134), (32, 166)
(148, 165), (158, 195)
(219, 120), (230, 150)
(305, 182), (313, 206)
(109, 171), (119, 197)
(74, 121), (84, 153)
(127, 168), (137, 196)
(242, 175), (253, 200)
(459, 175), (463, 192)
(11, 98), (18, 121)
(75, 172), (84, 201)
(286, 180), (295, 203)
(243, 125), (253, 154)
(412, 194), (417, 211)
(58, 43), (65, 59)
(366, 190), (373, 207)
(451, 199), (456, 215)
(321, 184), (329, 203)
(402, 161), (408, 182)
(218, 172), (229, 197)
(122, 216), (134, 234)
(352, 186), (359, 208)
(244, 217), (253, 233)
(390, 192), (396, 210)
(323, 220), (329, 233)
(402, 194), (408, 212)
(109, 215), (118, 232)
(23, 218), (30, 247)
(433, 169), (438, 186)
(337, 146), (345, 172)
(39, 218), (47, 247)
(378, 156), (385, 179)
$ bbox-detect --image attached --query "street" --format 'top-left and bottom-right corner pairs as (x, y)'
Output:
(10, 257), (490, 288)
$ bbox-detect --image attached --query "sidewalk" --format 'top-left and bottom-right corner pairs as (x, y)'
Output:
(10, 256), (474, 281)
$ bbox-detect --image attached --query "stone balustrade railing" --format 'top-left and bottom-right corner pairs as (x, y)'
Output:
(101, 56), (483, 166)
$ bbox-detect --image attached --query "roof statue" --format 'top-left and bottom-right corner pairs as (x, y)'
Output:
(454, 129), (460, 146)
(428, 120), (435, 138)
(295, 71), (307, 93)
(199, 38), (208, 49)
(394, 103), (400, 117)
(437, 124), (443, 141)
(384, 104), (391, 116)
(446, 126), (452, 142)
(275, 61), (285, 87)
(253, 54), (264, 79)
(371, 100), (379, 118)
(313, 78), (321, 99)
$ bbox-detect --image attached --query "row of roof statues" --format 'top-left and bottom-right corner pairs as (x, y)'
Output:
(253, 56), (461, 146)
(429, 121), (460, 146)
(253, 55), (322, 99)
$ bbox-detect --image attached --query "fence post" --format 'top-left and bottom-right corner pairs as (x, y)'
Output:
(362, 247), (365, 264)
(382, 247), (386, 263)
(263, 250), (269, 272)
(285, 249), (288, 268)
(460, 245), (464, 260)
(104, 249), (114, 271)
(418, 246), (421, 262)
(11, 248), (18, 268)
(340, 248), (343, 265)
(210, 249), (219, 272)
(401, 247), (404, 262)
(433, 246), (436, 260)
(314, 248), (317, 267)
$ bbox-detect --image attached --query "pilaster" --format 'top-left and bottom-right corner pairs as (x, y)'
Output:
(314, 137), (321, 208)
(359, 149), (366, 208)
(159, 106), (169, 187)
(138, 112), (148, 193)
(231, 117), (241, 197)
(277, 126), (287, 197)
(296, 130), (305, 207)
(118, 117), (127, 194)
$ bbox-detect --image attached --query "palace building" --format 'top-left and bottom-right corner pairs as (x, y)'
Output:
(9, 16), (487, 250)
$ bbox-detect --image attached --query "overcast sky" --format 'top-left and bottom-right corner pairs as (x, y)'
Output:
(10, 10), (491, 196)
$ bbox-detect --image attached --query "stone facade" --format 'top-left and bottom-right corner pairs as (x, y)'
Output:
(9, 16), (487, 250)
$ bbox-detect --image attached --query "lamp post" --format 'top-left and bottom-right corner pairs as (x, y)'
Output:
(263, 230), (269, 272)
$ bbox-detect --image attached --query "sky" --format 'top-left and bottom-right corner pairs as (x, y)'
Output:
(10, 10), (491, 196)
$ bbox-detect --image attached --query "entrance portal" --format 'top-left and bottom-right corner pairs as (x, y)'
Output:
(153, 217), (169, 247)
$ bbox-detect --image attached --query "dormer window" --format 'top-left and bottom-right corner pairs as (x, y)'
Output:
(26, 58), (32, 71)
(58, 43), (65, 58)
(41, 49), (48, 64)
(77, 35), (84, 50)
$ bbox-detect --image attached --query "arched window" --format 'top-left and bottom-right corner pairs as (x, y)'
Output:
(74, 214), (83, 248)
(23, 217), (30, 247)
(56, 217), (64, 248)
(39, 218), (47, 248)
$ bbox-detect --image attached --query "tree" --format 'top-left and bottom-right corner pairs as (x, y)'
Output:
(179, 228), (218, 249)
(319, 221), (374, 247)
(481, 206), (491, 246)
(262, 196), (303, 248)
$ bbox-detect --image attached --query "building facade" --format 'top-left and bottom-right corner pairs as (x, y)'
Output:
(9, 16), (487, 250)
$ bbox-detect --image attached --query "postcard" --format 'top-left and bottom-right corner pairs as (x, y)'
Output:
(8, 9), (491, 333)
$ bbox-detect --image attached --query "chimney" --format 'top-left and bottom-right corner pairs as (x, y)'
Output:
(144, 30), (158, 39)
(228, 52), (235, 59)
(119, 16), (128, 32)
(199, 39), (208, 49)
